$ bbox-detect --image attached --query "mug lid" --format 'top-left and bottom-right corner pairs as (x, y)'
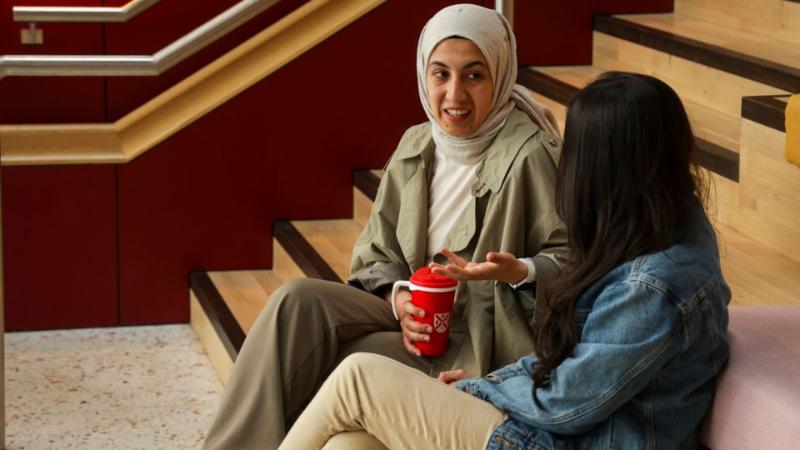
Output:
(410, 267), (457, 288)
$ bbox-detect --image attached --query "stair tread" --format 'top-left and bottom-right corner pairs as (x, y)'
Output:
(291, 218), (364, 282)
(532, 65), (742, 152)
(616, 13), (800, 73)
(716, 222), (800, 307)
(675, 0), (800, 45)
(208, 270), (279, 334)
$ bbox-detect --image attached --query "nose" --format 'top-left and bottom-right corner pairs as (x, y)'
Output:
(445, 77), (468, 103)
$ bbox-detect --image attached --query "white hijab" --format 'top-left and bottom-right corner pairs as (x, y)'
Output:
(417, 4), (560, 162)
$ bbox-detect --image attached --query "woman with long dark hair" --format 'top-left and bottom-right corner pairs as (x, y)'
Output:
(279, 72), (730, 450)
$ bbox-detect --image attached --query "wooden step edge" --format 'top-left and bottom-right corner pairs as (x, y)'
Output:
(353, 169), (381, 202)
(518, 66), (740, 182)
(517, 66), (579, 106)
(273, 220), (342, 283)
(189, 271), (245, 360)
(742, 95), (789, 133)
(694, 140), (739, 183)
(593, 15), (800, 93)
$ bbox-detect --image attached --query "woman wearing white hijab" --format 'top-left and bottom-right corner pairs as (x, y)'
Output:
(204, 5), (565, 449)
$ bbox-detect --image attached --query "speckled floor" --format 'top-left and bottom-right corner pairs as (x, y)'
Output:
(4, 325), (223, 449)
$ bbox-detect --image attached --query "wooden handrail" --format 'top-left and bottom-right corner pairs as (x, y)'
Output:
(0, 0), (385, 166)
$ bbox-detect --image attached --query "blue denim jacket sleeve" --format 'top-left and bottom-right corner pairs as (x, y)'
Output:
(456, 279), (685, 436)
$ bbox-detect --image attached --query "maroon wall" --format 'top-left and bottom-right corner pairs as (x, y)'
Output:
(0, 0), (105, 123)
(1, 0), (674, 330)
(1, 166), (118, 329)
(514, 0), (673, 65)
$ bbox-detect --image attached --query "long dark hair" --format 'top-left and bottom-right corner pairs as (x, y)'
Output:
(533, 72), (707, 384)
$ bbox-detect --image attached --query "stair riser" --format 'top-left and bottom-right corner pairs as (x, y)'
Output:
(675, 0), (800, 45)
(190, 292), (234, 386)
(593, 32), (788, 121)
(708, 118), (800, 265)
(736, 119), (800, 263)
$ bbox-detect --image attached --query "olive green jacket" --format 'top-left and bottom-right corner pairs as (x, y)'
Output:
(348, 110), (567, 375)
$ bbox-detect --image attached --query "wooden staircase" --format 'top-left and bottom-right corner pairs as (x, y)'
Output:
(518, 0), (800, 309)
(190, 170), (380, 384)
(192, 0), (800, 384)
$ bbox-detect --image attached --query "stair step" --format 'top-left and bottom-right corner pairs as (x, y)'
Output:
(675, 0), (800, 46)
(274, 221), (341, 283)
(594, 14), (800, 93)
(592, 18), (790, 122)
(717, 222), (800, 307)
(742, 95), (790, 133)
(519, 66), (740, 182)
(291, 218), (364, 282)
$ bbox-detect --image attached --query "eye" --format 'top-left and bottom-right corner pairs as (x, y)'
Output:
(466, 72), (486, 81)
(431, 69), (449, 80)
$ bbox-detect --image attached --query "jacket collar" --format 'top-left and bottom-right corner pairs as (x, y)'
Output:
(395, 110), (541, 195)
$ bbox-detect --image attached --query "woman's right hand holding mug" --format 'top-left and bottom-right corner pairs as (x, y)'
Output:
(385, 289), (431, 357)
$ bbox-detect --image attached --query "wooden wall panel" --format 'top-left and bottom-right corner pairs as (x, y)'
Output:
(1, 166), (117, 330)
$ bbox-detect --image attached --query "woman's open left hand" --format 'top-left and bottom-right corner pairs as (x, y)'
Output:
(429, 248), (528, 284)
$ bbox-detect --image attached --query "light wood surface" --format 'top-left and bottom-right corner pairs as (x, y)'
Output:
(619, 13), (800, 71)
(675, 0), (800, 45)
(292, 218), (364, 281)
(532, 65), (742, 151)
(0, 0), (385, 166)
(593, 31), (788, 121)
(207, 239), (303, 334)
(732, 119), (800, 263)
(528, 90), (567, 133)
(0, 124), (124, 165)
(715, 222), (800, 307)
(190, 292), (234, 386)
(353, 186), (372, 227)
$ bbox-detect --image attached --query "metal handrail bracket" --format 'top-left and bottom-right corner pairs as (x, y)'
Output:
(13, 0), (161, 23)
(0, 0), (282, 78)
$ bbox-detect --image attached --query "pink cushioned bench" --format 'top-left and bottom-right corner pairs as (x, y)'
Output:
(700, 306), (800, 449)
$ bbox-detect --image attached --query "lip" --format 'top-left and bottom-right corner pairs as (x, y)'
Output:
(443, 108), (471, 124)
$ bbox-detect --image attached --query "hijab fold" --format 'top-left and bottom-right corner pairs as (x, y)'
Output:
(416, 4), (560, 161)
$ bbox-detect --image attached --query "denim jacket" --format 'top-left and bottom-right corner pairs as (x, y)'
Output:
(457, 211), (730, 450)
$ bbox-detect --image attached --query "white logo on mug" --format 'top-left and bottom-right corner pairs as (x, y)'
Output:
(433, 312), (451, 333)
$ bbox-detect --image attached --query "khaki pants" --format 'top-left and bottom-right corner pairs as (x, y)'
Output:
(203, 278), (436, 450)
(280, 353), (507, 450)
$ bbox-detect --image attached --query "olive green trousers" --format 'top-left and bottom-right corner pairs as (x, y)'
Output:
(203, 278), (436, 450)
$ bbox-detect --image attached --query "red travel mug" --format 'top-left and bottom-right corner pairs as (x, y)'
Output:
(391, 267), (458, 356)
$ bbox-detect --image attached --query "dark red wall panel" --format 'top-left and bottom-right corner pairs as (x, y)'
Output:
(1, 166), (117, 331)
(0, 0), (106, 123)
(117, 0), (476, 325)
(514, 0), (673, 66)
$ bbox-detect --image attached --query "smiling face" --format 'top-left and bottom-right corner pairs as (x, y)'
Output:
(426, 38), (493, 138)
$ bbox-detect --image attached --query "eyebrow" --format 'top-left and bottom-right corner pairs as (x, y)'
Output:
(429, 60), (488, 70)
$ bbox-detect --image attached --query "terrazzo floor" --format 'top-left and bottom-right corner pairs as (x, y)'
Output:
(4, 325), (224, 449)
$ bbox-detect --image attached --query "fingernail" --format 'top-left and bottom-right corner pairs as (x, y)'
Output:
(425, 335), (430, 342)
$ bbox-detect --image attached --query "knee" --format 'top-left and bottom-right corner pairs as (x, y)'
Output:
(268, 277), (329, 315)
(336, 353), (391, 376)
